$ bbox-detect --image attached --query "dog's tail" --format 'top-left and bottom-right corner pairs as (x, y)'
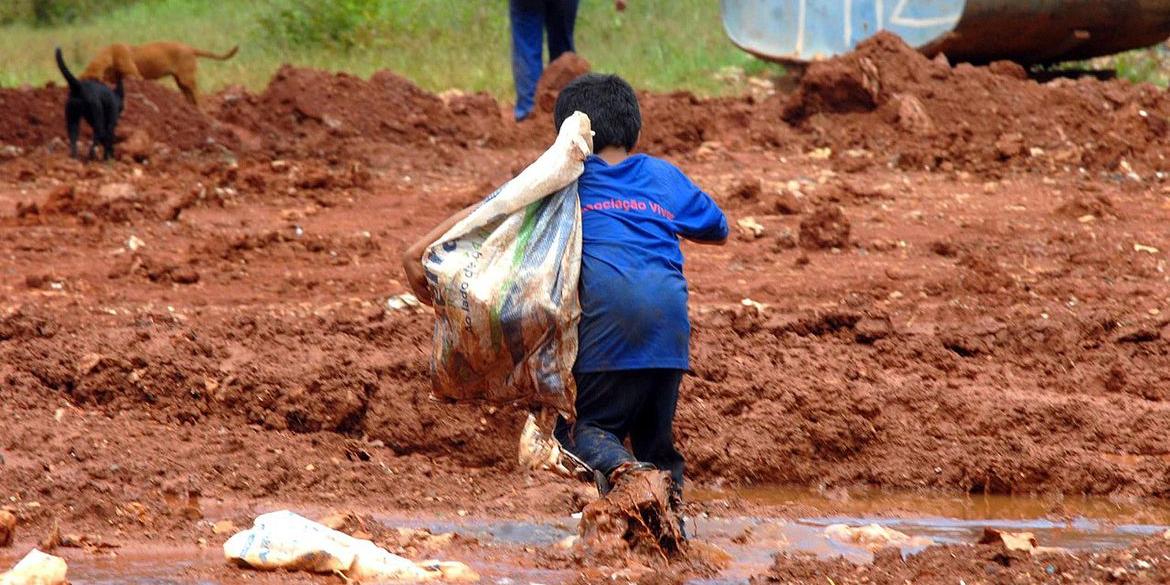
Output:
(193, 45), (239, 61)
(54, 47), (82, 94)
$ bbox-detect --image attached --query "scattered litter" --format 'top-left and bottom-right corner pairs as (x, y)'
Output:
(824, 523), (933, 551)
(740, 298), (767, 315)
(695, 141), (723, 158)
(0, 549), (67, 585)
(386, 293), (423, 312)
(808, 147), (832, 160)
(1134, 243), (1160, 254)
(125, 235), (145, 252)
(392, 528), (456, 549)
(437, 89), (467, 106)
(736, 217), (766, 239)
(518, 413), (579, 477)
(224, 511), (477, 582)
(211, 520), (236, 535)
(1120, 160), (1142, 182)
(978, 528), (1036, 553)
(977, 527), (1068, 556)
(0, 145), (24, 160)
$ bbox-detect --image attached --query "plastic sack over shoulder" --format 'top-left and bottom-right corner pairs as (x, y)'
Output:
(423, 112), (592, 417)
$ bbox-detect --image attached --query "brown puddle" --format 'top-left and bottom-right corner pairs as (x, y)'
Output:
(688, 485), (1170, 582)
(4, 489), (1168, 585)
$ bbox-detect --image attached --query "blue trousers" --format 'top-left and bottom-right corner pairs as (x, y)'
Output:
(509, 0), (580, 120)
(555, 369), (686, 490)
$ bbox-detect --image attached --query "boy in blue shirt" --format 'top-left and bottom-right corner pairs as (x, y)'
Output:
(549, 74), (727, 534)
(403, 73), (727, 536)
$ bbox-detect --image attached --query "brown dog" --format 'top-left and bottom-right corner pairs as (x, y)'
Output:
(81, 42), (238, 106)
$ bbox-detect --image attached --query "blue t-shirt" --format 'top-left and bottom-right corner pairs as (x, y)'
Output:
(574, 154), (728, 373)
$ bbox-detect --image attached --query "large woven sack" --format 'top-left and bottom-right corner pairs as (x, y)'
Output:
(423, 112), (592, 416)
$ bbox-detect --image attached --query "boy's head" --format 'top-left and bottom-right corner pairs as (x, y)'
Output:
(554, 73), (641, 152)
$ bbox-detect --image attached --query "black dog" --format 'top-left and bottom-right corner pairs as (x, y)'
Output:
(55, 47), (123, 160)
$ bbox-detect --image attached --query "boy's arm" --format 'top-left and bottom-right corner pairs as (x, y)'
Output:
(401, 204), (477, 306)
(671, 175), (730, 246)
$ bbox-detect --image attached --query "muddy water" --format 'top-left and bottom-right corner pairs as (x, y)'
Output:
(22, 547), (222, 585)
(7, 489), (1169, 584)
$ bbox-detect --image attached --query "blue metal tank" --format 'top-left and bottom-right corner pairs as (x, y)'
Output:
(721, 0), (1170, 64)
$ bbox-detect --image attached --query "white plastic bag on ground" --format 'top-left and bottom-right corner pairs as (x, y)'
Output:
(348, 540), (434, 582)
(224, 511), (477, 582)
(824, 523), (933, 551)
(423, 112), (592, 416)
(0, 549), (68, 585)
(224, 510), (357, 573)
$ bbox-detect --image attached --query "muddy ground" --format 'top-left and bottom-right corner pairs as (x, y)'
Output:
(3, 33), (1170, 583)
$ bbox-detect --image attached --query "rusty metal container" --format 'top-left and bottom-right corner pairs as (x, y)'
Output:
(721, 0), (1170, 64)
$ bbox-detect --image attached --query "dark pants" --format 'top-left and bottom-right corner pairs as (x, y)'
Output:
(555, 369), (685, 491)
(509, 0), (580, 120)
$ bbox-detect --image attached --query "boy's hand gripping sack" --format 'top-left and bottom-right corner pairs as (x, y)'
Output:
(423, 112), (592, 416)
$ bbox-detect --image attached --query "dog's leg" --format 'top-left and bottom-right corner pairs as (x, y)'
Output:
(175, 70), (199, 107)
(102, 114), (117, 161)
(87, 109), (106, 162)
(65, 101), (82, 159)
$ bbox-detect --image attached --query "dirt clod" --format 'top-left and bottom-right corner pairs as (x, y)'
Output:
(0, 509), (15, 547)
(799, 204), (851, 249)
(772, 189), (803, 215)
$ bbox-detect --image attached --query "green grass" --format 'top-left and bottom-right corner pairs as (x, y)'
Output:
(0, 0), (778, 98)
(1109, 48), (1170, 87)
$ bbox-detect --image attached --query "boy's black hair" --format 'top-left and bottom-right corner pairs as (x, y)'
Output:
(554, 73), (641, 151)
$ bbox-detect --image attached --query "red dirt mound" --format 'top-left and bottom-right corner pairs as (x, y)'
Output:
(781, 31), (1170, 174)
(218, 65), (511, 153)
(120, 79), (238, 152)
(0, 86), (59, 150)
(755, 537), (1170, 584)
(0, 80), (234, 154)
(536, 52), (591, 114)
(639, 92), (778, 155)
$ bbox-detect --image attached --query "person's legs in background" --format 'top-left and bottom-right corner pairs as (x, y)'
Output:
(545, 0), (580, 61)
(509, 0), (546, 121)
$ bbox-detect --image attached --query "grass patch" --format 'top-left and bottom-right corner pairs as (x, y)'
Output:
(0, 0), (143, 26)
(1109, 48), (1170, 87)
(0, 0), (774, 99)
